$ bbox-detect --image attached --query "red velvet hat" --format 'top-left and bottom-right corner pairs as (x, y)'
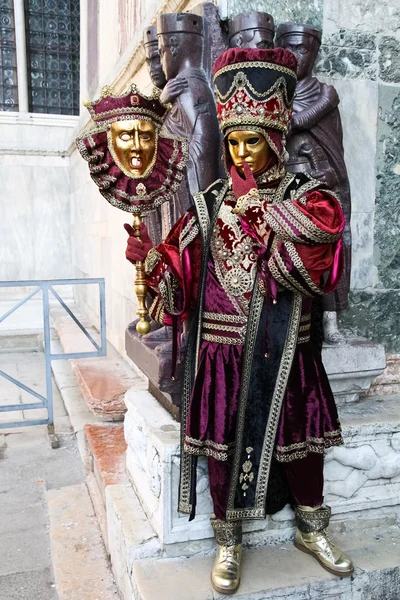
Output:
(83, 84), (168, 127)
(213, 48), (297, 134)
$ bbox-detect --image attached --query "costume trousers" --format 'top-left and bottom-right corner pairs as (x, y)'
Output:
(208, 452), (324, 521)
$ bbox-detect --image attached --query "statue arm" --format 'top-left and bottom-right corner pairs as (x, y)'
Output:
(292, 85), (339, 131)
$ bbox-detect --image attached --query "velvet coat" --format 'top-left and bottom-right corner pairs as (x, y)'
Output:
(145, 171), (345, 521)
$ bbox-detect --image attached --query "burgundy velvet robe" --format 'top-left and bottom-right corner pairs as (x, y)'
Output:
(146, 172), (344, 520)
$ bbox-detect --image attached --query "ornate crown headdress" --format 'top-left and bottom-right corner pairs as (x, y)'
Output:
(82, 84), (168, 127)
(213, 48), (297, 134)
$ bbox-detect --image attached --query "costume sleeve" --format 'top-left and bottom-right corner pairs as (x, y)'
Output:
(237, 188), (345, 297)
(266, 190), (345, 296)
(144, 208), (202, 325)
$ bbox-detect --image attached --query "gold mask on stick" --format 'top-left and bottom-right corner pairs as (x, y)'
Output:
(109, 119), (157, 179)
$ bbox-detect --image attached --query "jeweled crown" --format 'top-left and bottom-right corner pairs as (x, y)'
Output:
(213, 48), (297, 134)
(83, 84), (168, 127)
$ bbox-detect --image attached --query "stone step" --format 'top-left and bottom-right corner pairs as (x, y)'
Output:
(84, 422), (128, 551)
(51, 304), (146, 420)
(0, 330), (42, 353)
(47, 482), (120, 599)
(124, 388), (400, 549)
(131, 519), (400, 600)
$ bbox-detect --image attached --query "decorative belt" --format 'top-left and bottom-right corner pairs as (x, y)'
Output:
(298, 313), (311, 344)
(201, 311), (247, 345)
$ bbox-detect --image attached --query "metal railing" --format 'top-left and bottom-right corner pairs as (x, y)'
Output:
(0, 279), (106, 443)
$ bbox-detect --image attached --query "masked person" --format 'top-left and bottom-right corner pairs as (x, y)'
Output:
(125, 48), (354, 595)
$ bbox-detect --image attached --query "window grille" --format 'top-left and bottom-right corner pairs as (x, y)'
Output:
(24, 0), (79, 115)
(0, 0), (19, 111)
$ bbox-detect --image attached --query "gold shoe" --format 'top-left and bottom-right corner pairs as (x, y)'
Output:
(211, 543), (242, 595)
(294, 528), (354, 577)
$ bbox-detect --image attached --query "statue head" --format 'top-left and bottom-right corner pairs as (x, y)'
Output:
(157, 13), (204, 80)
(276, 23), (322, 81)
(143, 25), (166, 89)
(229, 11), (275, 49)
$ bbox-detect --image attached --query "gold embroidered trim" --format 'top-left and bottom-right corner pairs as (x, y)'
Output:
(233, 188), (259, 215)
(201, 332), (245, 345)
(300, 313), (311, 323)
(216, 72), (294, 104)
(144, 248), (162, 275)
(299, 323), (311, 332)
(273, 246), (314, 297)
(202, 322), (246, 334)
(185, 436), (235, 451)
(281, 200), (342, 244)
(184, 435), (235, 459)
(203, 311), (247, 324)
(148, 296), (165, 324)
(297, 334), (311, 344)
(284, 241), (324, 296)
(274, 431), (344, 462)
(179, 216), (199, 254)
(211, 519), (243, 544)
(214, 60), (296, 80)
(239, 447), (254, 494)
(276, 430), (342, 452)
(295, 505), (331, 533)
(265, 206), (305, 243)
(268, 255), (300, 295)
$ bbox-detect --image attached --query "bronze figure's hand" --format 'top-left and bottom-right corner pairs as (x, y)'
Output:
(160, 77), (188, 104)
(124, 222), (153, 263)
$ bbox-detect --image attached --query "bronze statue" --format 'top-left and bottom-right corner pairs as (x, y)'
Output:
(229, 11), (275, 49)
(276, 23), (352, 344)
(142, 25), (167, 244)
(143, 25), (167, 90)
(157, 13), (221, 206)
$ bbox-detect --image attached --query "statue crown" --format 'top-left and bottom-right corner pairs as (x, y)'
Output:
(83, 84), (168, 126)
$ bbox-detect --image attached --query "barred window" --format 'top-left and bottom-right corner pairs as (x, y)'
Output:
(0, 0), (79, 115)
(0, 0), (18, 111)
(25, 0), (80, 115)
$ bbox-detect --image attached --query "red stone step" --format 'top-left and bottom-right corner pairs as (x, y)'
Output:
(84, 423), (128, 550)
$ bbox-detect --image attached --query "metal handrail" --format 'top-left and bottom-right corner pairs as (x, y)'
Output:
(0, 279), (106, 443)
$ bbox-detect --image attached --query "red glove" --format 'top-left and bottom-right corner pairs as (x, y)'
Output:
(230, 161), (257, 200)
(124, 222), (153, 263)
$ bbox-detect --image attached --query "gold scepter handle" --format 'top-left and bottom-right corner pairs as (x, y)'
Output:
(132, 214), (151, 335)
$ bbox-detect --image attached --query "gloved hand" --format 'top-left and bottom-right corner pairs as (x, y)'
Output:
(124, 222), (153, 263)
(230, 161), (257, 200)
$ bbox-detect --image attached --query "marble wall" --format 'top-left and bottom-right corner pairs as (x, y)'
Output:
(225, 0), (400, 352)
(0, 113), (78, 287)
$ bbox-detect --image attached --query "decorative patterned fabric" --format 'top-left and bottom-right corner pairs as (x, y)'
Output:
(213, 48), (297, 135)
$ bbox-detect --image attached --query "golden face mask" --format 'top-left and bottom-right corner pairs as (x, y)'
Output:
(227, 130), (271, 175)
(108, 119), (157, 179)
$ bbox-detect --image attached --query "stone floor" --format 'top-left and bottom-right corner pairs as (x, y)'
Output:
(0, 350), (120, 600)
